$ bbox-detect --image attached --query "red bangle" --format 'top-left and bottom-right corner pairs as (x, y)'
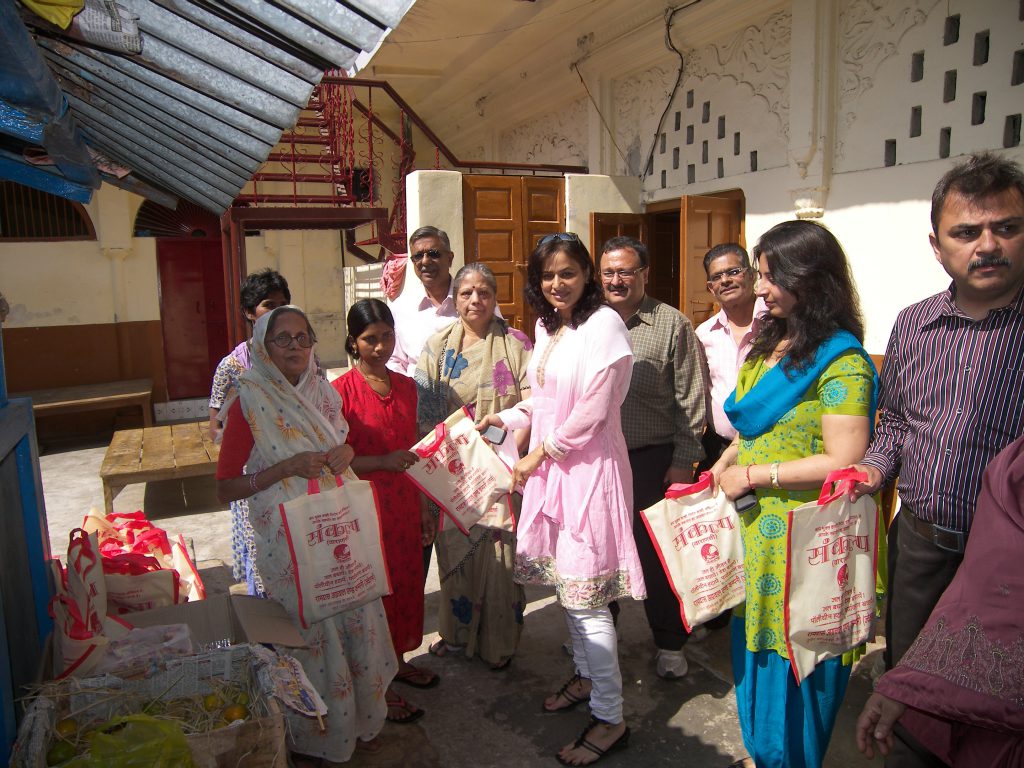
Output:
(745, 464), (754, 489)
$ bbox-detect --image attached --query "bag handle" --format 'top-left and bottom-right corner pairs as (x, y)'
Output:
(415, 424), (447, 458)
(817, 468), (868, 505)
(664, 471), (713, 499)
(307, 475), (345, 495)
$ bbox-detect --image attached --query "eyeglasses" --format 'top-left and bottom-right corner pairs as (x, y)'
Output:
(268, 332), (316, 349)
(537, 232), (581, 247)
(708, 267), (748, 283)
(411, 248), (447, 263)
(601, 267), (647, 281)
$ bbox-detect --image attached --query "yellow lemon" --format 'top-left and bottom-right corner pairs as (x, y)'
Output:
(54, 718), (78, 738)
(222, 704), (248, 723)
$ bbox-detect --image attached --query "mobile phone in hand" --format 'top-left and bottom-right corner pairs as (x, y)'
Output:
(735, 492), (759, 513)
(481, 425), (507, 445)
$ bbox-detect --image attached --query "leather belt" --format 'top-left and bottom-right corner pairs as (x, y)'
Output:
(904, 508), (966, 554)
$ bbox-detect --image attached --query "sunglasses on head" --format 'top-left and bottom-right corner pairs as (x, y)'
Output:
(411, 248), (447, 263)
(537, 232), (581, 247)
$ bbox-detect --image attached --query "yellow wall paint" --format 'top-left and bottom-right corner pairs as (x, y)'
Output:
(0, 184), (160, 326)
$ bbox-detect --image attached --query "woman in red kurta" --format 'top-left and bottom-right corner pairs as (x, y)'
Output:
(332, 298), (438, 724)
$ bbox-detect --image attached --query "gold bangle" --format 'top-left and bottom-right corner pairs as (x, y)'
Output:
(769, 462), (781, 489)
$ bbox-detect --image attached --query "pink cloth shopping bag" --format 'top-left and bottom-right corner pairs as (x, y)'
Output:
(640, 472), (745, 631)
(784, 469), (879, 684)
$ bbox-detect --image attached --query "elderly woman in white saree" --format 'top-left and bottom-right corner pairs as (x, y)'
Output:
(216, 306), (396, 765)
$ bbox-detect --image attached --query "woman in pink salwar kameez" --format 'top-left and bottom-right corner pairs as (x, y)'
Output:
(479, 233), (645, 767)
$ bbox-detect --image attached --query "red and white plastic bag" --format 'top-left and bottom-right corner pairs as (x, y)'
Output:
(82, 510), (205, 606)
(279, 474), (391, 629)
(49, 529), (130, 678)
(784, 469), (879, 684)
(640, 472), (746, 631)
(405, 407), (514, 534)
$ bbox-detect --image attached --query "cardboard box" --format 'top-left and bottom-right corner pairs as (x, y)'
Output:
(127, 594), (306, 649)
(13, 646), (288, 768)
(11, 598), (305, 768)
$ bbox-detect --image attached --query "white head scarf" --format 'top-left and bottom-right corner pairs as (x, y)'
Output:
(237, 306), (348, 477)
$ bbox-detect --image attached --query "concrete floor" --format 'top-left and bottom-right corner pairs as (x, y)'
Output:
(38, 435), (882, 768)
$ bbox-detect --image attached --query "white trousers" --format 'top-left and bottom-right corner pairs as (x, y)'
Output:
(565, 606), (623, 723)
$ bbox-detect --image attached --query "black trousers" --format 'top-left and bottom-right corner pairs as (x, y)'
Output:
(884, 508), (965, 768)
(628, 443), (691, 650)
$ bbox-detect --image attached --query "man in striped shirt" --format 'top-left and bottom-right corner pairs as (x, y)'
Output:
(853, 153), (1024, 768)
(600, 235), (706, 679)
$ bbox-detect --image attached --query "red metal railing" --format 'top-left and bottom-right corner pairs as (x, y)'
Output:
(238, 76), (589, 258)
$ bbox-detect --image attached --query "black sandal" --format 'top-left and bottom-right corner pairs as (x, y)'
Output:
(555, 716), (631, 766)
(542, 673), (591, 713)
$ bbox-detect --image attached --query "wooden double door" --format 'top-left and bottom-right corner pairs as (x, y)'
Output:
(592, 193), (744, 326)
(463, 175), (565, 334)
(463, 179), (743, 331)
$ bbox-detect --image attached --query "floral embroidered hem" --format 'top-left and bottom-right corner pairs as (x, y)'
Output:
(515, 556), (637, 610)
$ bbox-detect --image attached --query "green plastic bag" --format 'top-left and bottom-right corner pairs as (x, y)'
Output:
(64, 714), (195, 767)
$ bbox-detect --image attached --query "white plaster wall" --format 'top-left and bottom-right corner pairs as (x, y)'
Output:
(499, 97), (588, 166)
(565, 174), (642, 249)
(835, 0), (1020, 172)
(395, 170), (465, 306)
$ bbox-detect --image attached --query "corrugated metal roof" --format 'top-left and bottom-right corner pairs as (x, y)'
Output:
(0, 0), (415, 213)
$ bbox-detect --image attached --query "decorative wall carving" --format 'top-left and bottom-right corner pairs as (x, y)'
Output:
(836, 0), (940, 160)
(680, 9), (791, 133)
(498, 96), (588, 167)
(835, 0), (1021, 172)
(614, 65), (674, 176)
(636, 8), (792, 197)
(839, 0), (937, 103)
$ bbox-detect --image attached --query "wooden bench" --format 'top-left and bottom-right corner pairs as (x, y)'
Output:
(12, 379), (153, 427)
(100, 421), (220, 514)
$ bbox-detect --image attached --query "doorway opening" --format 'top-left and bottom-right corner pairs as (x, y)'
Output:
(592, 189), (745, 326)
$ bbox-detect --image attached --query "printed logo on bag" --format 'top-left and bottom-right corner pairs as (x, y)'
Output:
(303, 504), (379, 607)
(837, 563), (849, 588)
(306, 515), (361, 546)
(791, 506), (876, 665)
(670, 507), (736, 551)
(665, 498), (744, 609)
(700, 543), (720, 563)
(804, 518), (870, 567)
(333, 543), (352, 564)
(423, 434), (470, 474)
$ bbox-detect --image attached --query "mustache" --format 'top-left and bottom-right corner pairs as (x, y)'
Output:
(968, 255), (1010, 272)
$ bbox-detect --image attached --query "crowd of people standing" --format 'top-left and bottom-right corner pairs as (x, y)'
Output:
(212, 152), (1024, 768)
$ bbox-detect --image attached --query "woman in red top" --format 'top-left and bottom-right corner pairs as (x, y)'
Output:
(333, 298), (437, 724)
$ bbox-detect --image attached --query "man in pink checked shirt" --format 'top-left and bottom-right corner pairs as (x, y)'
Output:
(695, 243), (766, 469)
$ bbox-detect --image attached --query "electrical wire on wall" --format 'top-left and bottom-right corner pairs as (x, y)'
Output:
(640, 1), (701, 182)
(572, 62), (628, 169)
